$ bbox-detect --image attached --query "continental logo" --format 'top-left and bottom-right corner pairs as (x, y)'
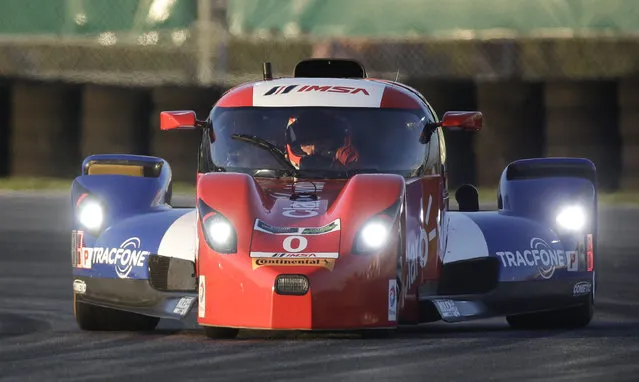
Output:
(251, 258), (335, 271)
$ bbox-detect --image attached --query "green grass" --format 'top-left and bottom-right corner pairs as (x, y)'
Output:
(0, 177), (197, 194)
(0, 177), (637, 206)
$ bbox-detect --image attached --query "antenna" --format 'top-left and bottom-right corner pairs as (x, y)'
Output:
(263, 62), (273, 80)
(394, 68), (400, 82)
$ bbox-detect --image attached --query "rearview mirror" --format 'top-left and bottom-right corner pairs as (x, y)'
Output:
(441, 111), (482, 131)
(160, 110), (203, 130)
(419, 111), (482, 144)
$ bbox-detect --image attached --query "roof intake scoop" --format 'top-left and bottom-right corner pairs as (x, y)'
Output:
(293, 59), (367, 79)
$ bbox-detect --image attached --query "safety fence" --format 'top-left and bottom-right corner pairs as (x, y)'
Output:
(0, 0), (638, 86)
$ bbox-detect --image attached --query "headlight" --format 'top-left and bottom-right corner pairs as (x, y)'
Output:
(555, 205), (587, 231)
(77, 195), (104, 232)
(198, 199), (237, 254)
(207, 217), (233, 246)
(354, 218), (392, 253)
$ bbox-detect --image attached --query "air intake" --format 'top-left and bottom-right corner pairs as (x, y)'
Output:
(274, 275), (310, 296)
(294, 58), (366, 78)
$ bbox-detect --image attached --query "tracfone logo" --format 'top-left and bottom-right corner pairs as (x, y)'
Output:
(88, 237), (150, 279)
(496, 237), (569, 279)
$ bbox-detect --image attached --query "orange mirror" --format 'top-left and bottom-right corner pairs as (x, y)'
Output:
(160, 110), (198, 130)
(441, 111), (482, 131)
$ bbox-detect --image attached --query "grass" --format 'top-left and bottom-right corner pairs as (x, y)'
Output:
(0, 177), (197, 194)
(0, 177), (637, 206)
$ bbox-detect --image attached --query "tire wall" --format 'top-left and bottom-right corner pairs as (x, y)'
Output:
(544, 81), (620, 191)
(0, 78), (632, 191)
(10, 81), (82, 178)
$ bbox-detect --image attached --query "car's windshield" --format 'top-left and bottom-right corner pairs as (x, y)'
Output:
(208, 106), (432, 179)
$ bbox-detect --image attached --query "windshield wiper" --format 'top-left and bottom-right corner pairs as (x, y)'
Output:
(231, 134), (300, 178)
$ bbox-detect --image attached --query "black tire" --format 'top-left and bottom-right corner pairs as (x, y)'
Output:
(203, 326), (240, 339)
(506, 297), (594, 330)
(74, 294), (160, 331)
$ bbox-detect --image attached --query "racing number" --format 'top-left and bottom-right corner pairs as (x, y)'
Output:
(283, 235), (308, 253)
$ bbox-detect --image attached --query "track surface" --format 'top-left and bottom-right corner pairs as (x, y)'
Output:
(0, 192), (638, 381)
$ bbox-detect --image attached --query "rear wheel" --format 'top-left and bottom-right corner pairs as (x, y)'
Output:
(203, 326), (240, 339)
(506, 297), (593, 330)
(74, 294), (160, 331)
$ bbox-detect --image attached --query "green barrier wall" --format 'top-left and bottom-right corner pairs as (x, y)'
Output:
(0, 0), (196, 35)
(227, 0), (639, 37)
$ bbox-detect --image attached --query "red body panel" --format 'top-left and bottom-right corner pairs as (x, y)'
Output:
(195, 172), (446, 330)
(399, 176), (444, 323)
(192, 74), (450, 330)
(196, 173), (413, 329)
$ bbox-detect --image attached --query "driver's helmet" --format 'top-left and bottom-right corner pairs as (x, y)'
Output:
(285, 110), (348, 168)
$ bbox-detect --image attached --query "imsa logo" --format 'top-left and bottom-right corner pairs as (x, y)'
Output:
(263, 85), (371, 96)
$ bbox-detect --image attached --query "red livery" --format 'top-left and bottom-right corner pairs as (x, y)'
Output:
(160, 59), (481, 338)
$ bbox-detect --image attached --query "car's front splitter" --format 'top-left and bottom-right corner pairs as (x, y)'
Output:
(419, 277), (594, 323)
(73, 276), (198, 320)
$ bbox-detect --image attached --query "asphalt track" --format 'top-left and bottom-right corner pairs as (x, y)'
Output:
(1, 192), (638, 382)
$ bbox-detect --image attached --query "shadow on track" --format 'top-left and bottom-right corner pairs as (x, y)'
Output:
(0, 313), (51, 338)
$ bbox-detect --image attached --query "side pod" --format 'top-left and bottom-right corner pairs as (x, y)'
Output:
(498, 157), (597, 228)
(72, 154), (173, 222)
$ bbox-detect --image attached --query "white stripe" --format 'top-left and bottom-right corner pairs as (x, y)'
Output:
(443, 212), (489, 263)
(157, 210), (197, 262)
(249, 252), (339, 259)
(252, 78), (385, 108)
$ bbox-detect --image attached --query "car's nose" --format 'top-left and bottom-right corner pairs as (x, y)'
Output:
(196, 251), (399, 330)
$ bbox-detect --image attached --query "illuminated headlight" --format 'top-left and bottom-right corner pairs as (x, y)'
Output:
(199, 202), (237, 254)
(355, 219), (391, 253)
(78, 198), (104, 231)
(556, 205), (587, 231)
(207, 219), (233, 246)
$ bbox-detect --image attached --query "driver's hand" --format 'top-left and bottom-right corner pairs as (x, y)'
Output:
(336, 144), (359, 165)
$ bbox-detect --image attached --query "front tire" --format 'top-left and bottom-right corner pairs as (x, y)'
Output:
(203, 326), (240, 339)
(506, 297), (594, 330)
(74, 294), (160, 331)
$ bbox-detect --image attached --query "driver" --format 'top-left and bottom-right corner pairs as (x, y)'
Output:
(285, 110), (359, 169)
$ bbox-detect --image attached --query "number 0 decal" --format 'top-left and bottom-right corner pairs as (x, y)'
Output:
(283, 236), (308, 253)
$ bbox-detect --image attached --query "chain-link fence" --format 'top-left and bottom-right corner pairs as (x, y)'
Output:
(0, 0), (638, 87)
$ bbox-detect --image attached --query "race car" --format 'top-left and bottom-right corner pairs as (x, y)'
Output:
(70, 58), (597, 338)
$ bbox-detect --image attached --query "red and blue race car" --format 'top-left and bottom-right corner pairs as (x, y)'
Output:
(70, 59), (597, 338)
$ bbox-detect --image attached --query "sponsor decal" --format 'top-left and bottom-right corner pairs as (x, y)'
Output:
(434, 299), (461, 319)
(263, 85), (371, 96)
(270, 182), (329, 218)
(71, 230), (90, 269)
(573, 281), (592, 297)
(495, 237), (571, 279)
(255, 220), (299, 235)
(251, 258), (335, 271)
(270, 182), (324, 199)
(73, 279), (86, 294)
(567, 250), (579, 272)
(254, 219), (341, 235)
(82, 237), (150, 279)
(251, 220), (340, 259)
(283, 200), (325, 218)
(251, 252), (339, 259)
(388, 279), (397, 322)
(405, 194), (437, 293)
(173, 297), (196, 316)
(198, 276), (206, 318)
